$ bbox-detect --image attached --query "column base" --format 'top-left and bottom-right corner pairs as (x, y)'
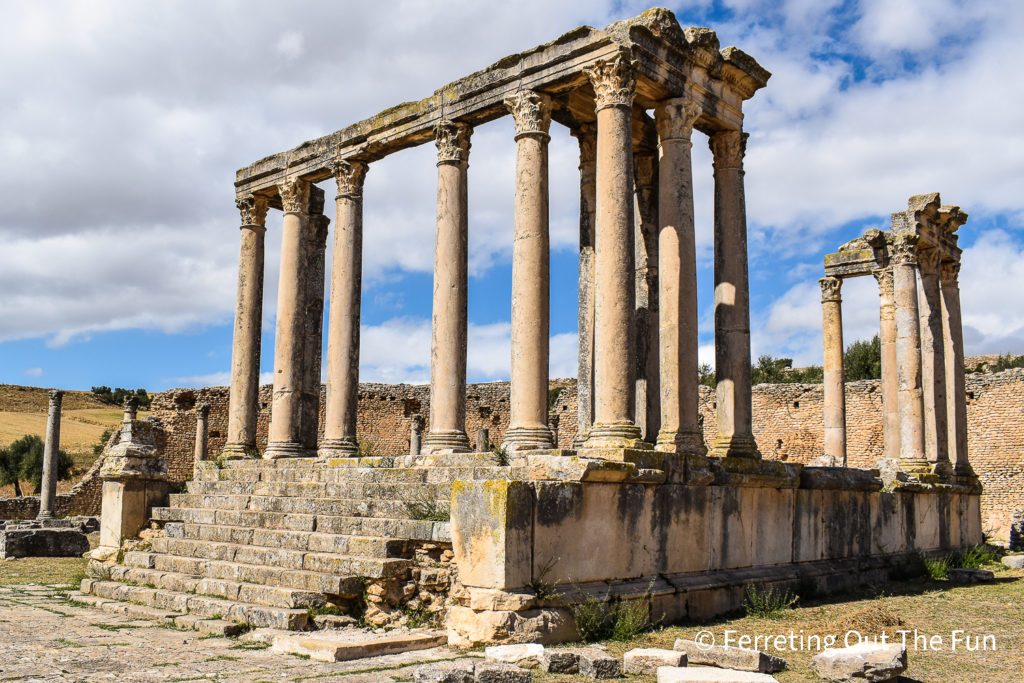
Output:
(318, 437), (359, 459)
(897, 457), (932, 476)
(930, 460), (954, 478)
(221, 442), (256, 460)
(708, 434), (760, 459)
(35, 512), (53, 521)
(422, 430), (471, 455)
(583, 422), (644, 449)
(655, 428), (708, 456)
(502, 426), (555, 452)
(263, 441), (314, 460)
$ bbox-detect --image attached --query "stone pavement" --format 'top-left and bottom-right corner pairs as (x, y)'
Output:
(0, 585), (471, 682)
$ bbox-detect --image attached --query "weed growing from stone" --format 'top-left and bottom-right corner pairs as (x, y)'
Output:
(490, 445), (510, 466)
(571, 584), (655, 642)
(742, 583), (798, 619)
(400, 602), (438, 629)
(526, 557), (561, 602)
(404, 500), (450, 522)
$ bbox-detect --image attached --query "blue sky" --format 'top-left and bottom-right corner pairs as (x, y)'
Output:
(1, 0), (1022, 392)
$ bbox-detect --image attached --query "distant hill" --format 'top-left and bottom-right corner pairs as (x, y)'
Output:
(0, 384), (110, 413)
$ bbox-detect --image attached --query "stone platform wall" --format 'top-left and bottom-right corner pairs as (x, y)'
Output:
(145, 369), (1022, 539)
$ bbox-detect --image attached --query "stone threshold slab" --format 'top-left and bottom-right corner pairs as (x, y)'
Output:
(269, 629), (449, 662)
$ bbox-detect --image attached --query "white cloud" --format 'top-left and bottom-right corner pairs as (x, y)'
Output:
(23, 367), (43, 378)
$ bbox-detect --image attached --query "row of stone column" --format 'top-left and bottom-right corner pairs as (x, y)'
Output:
(819, 236), (971, 478)
(222, 53), (760, 460)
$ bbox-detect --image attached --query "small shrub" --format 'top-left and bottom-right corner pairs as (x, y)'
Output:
(88, 563), (112, 581)
(356, 437), (378, 458)
(922, 553), (950, 580)
(743, 583), (798, 619)
(490, 445), (510, 467)
(571, 582), (655, 643)
(404, 500), (450, 522)
(527, 557), (561, 602)
(952, 545), (1000, 569)
(92, 427), (114, 457)
(401, 602), (438, 629)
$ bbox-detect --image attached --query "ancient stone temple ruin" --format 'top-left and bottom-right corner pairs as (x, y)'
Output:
(82, 9), (982, 647)
(821, 193), (976, 486)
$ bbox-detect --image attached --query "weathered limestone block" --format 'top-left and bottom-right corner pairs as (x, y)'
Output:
(573, 647), (621, 679)
(1001, 555), (1024, 569)
(540, 649), (580, 673)
(450, 480), (533, 590)
(270, 630), (447, 662)
(948, 568), (994, 583)
(0, 528), (89, 559)
(415, 660), (477, 683)
(485, 643), (544, 668)
(623, 648), (686, 673)
(447, 605), (576, 648)
(657, 666), (779, 682)
(810, 642), (906, 682)
(673, 639), (787, 673)
(475, 661), (533, 683)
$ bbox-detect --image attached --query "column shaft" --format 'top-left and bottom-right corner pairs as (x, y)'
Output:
(424, 121), (472, 454)
(224, 195), (268, 458)
(321, 161), (368, 458)
(266, 179), (314, 459)
(820, 277), (846, 465)
(572, 124), (597, 446)
(301, 204), (328, 452)
(584, 54), (642, 447)
(193, 403), (210, 464)
(634, 143), (660, 442)
(503, 91), (554, 450)
(709, 130), (758, 458)
(654, 98), (704, 455)
(37, 390), (63, 519)
(940, 261), (972, 478)
(874, 268), (901, 465)
(917, 249), (951, 475)
(891, 235), (927, 472)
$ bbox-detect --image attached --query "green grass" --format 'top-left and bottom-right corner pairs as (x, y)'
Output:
(743, 583), (799, 619)
(0, 557), (88, 586)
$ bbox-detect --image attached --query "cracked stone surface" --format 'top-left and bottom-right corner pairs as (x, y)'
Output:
(0, 584), (472, 682)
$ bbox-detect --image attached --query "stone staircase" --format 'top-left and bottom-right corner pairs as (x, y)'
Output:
(79, 454), (509, 633)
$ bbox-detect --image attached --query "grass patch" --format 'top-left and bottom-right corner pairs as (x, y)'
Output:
(952, 544), (1001, 569)
(0, 557), (88, 586)
(571, 586), (656, 643)
(744, 583), (799, 619)
(404, 500), (450, 522)
(923, 553), (951, 580)
(230, 641), (271, 651)
(203, 655), (241, 662)
(54, 637), (84, 648)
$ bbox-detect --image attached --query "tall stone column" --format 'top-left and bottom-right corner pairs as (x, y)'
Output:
(820, 277), (846, 465)
(193, 403), (210, 463)
(916, 248), (951, 475)
(265, 178), (314, 459)
(502, 91), (555, 451)
(424, 120), (472, 454)
(223, 194), (268, 458)
(940, 260), (972, 479)
(301, 199), (329, 452)
(321, 160), (368, 458)
(633, 140), (660, 443)
(583, 53), (642, 448)
(891, 234), (928, 473)
(874, 268), (900, 465)
(572, 123), (597, 447)
(709, 130), (758, 458)
(37, 389), (63, 519)
(653, 98), (704, 455)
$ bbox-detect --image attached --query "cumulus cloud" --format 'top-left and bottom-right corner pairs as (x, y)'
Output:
(23, 367), (43, 378)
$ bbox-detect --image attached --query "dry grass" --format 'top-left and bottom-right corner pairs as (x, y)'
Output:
(0, 557), (89, 587)
(535, 568), (1024, 683)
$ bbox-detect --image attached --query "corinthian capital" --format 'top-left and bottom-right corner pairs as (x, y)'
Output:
(889, 234), (919, 266)
(655, 98), (701, 142)
(435, 120), (473, 165)
(819, 276), (842, 303)
(278, 179), (310, 214)
(48, 389), (64, 408)
(584, 53), (636, 111)
(331, 159), (368, 198)
(709, 130), (747, 170)
(873, 268), (894, 297)
(504, 90), (552, 140)
(236, 193), (269, 227)
(939, 260), (960, 285)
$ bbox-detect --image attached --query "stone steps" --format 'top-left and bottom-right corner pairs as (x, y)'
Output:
(185, 479), (454, 500)
(146, 536), (412, 578)
(153, 506), (451, 541)
(193, 463), (511, 485)
(83, 578), (309, 630)
(173, 523), (413, 556)
(167, 492), (447, 518)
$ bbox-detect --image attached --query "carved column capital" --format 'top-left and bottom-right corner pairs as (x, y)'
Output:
(584, 53), (636, 112)
(939, 260), (960, 285)
(331, 159), (368, 198)
(709, 129), (747, 170)
(572, 123), (597, 165)
(504, 90), (552, 140)
(819, 276), (842, 303)
(47, 389), (64, 408)
(435, 120), (473, 165)
(236, 194), (269, 227)
(278, 178), (310, 214)
(873, 268), (894, 295)
(195, 402), (210, 419)
(889, 234), (919, 266)
(655, 98), (701, 142)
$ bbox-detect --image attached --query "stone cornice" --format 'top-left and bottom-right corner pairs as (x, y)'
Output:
(654, 98), (700, 141)
(331, 159), (369, 198)
(584, 52), (636, 111)
(435, 120), (473, 165)
(504, 90), (552, 140)
(236, 194), (269, 226)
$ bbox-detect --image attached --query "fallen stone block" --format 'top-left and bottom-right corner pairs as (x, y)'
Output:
(415, 660), (477, 683)
(540, 648), (579, 673)
(1001, 555), (1024, 570)
(0, 528), (90, 559)
(674, 639), (787, 673)
(810, 642), (906, 682)
(314, 613), (358, 629)
(239, 627), (290, 644)
(485, 643), (545, 669)
(271, 629), (448, 663)
(624, 648), (686, 674)
(197, 618), (246, 637)
(475, 661), (533, 683)
(573, 647), (621, 679)
(657, 665), (779, 682)
(948, 568), (995, 583)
